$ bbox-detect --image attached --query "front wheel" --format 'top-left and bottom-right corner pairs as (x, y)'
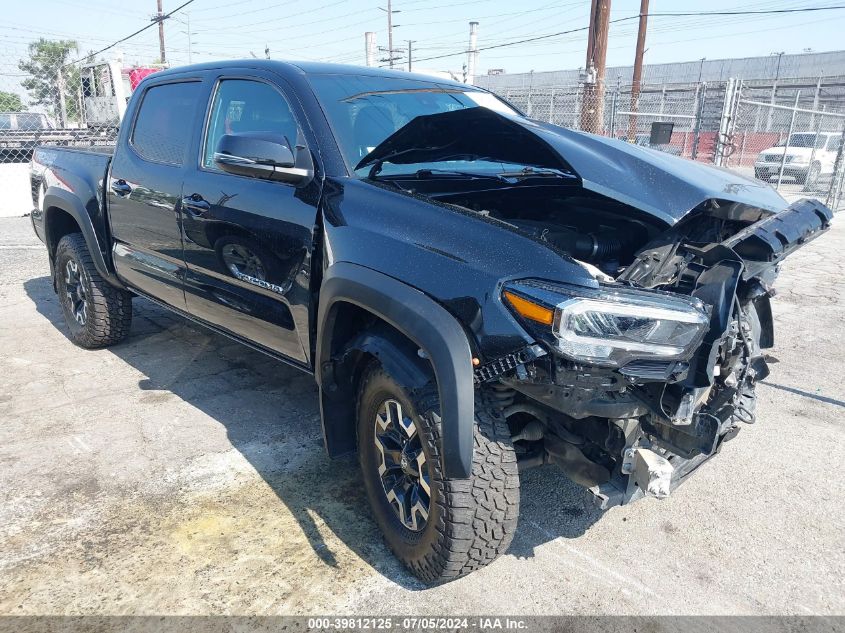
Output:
(357, 364), (519, 583)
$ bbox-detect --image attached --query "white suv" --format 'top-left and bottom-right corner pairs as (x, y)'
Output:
(754, 132), (842, 187)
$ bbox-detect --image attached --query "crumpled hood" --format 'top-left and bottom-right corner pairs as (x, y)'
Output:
(356, 107), (788, 224)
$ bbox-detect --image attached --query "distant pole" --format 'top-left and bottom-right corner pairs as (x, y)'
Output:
(365, 32), (376, 67)
(156, 0), (166, 63)
(387, 0), (395, 68)
(408, 39), (413, 71)
(467, 21), (479, 85)
(186, 11), (192, 64)
(627, 0), (648, 141)
(580, 0), (611, 133)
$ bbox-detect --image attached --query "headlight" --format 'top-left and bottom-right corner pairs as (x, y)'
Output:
(503, 281), (710, 367)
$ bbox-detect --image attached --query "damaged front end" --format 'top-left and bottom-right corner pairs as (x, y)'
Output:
(356, 105), (833, 507)
(489, 198), (832, 508)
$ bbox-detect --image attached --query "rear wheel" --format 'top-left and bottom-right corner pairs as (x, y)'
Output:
(357, 363), (520, 583)
(54, 233), (132, 348)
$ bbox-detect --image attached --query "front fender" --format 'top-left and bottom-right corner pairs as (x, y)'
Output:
(317, 262), (475, 479)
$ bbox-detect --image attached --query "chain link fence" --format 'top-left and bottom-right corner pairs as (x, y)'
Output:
(1, 37), (844, 215)
(497, 76), (845, 212)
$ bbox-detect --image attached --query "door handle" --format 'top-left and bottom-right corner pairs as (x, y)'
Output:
(111, 179), (132, 196)
(181, 194), (210, 216)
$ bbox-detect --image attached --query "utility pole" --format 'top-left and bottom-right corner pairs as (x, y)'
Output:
(466, 21), (479, 85)
(386, 0), (397, 68)
(387, 0), (394, 68)
(365, 32), (377, 67)
(186, 12), (192, 64)
(156, 0), (166, 64)
(377, 1), (401, 67)
(407, 40), (413, 72)
(580, 0), (611, 134)
(627, 0), (648, 141)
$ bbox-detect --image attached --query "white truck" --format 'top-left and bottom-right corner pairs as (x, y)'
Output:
(754, 131), (842, 187)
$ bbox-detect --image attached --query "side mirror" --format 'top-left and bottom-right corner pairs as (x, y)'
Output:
(213, 132), (312, 184)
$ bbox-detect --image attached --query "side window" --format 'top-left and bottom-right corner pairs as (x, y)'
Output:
(131, 81), (202, 165)
(203, 79), (301, 170)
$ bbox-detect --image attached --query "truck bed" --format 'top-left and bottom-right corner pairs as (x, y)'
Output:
(30, 145), (114, 247)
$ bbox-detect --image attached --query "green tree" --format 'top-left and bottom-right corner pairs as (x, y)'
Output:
(18, 38), (80, 124)
(0, 91), (24, 111)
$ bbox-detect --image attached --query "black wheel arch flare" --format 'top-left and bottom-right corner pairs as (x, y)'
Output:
(316, 262), (476, 479)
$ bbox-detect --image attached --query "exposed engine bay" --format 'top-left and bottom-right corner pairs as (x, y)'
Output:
(430, 183), (833, 508)
(440, 187), (659, 275)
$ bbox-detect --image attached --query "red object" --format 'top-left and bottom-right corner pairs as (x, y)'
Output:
(127, 67), (161, 91)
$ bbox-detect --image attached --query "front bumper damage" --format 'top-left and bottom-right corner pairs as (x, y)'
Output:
(492, 198), (833, 509)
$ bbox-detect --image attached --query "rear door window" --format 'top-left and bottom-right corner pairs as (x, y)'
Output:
(131, 81), (202, 165)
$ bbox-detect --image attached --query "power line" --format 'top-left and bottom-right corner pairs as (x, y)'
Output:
(644, 5), (845, 18)
(62, 0), (197, 67)
(411, 4), (845, 65)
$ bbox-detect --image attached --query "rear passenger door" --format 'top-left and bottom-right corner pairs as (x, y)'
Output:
(180, 73), (321, 365)
(109, 79), (205, 310)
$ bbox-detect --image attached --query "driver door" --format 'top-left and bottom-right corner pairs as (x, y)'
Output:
(180, 73), (321, 365)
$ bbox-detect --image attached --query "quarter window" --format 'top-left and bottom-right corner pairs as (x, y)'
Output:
(203, 79), (301, 170)
(131, 82), (201, 165)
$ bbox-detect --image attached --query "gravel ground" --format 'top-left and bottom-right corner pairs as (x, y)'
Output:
(0, 214), (843, 616)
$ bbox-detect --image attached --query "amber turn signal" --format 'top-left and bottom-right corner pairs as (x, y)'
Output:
(503, 290), (554, 325)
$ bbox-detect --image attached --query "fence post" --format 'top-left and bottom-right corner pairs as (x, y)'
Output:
(766, 80), (777, 132)
(691, 82), (707, 161)
(714, 78), (737, 167)
(549, 89), (555, 125)
(57, 67), (68, 128)
(776, 90), (801, 189)
(806, 107), (826, 189)
(825, 127), (845, 209)
(608, 85), (617, 137)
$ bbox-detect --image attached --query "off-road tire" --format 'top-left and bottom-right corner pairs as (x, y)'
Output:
(357, 364), (520, 584)
(54, 233), (132, 348)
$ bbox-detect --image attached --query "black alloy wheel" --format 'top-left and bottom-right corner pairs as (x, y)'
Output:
(373, 398), (431, 532)
(62, 256), (89, 327)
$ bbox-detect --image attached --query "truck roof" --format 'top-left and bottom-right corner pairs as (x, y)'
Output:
(146, 59), (471, 90)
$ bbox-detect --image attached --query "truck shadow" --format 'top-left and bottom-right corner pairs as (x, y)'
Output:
(25, 275), (603, 589)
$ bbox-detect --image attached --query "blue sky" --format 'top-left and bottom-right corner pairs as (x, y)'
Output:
(1, 0), (844, 80)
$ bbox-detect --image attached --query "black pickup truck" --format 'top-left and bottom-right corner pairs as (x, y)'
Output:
(30, 60), (832, 583)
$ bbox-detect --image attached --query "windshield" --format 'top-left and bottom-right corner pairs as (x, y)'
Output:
(775, 133), (825, 148)
(308, 74), (520, 176)
(15, 113), (50, 130)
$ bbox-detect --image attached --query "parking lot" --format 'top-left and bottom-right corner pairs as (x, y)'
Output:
(1, 212), (843, 616)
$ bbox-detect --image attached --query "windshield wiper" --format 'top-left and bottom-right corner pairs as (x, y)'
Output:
(497, 166), (572, 179)
(410, 168), (508, 181)
(376, 167), (573, 182)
